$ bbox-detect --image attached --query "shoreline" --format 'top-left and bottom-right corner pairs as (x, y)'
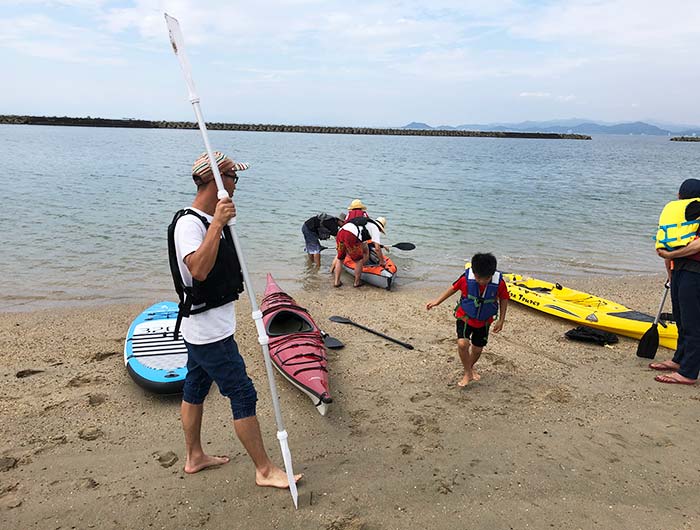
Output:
(0, 116), (591, 140)
(2, 273), (697, 529)
(0, 270), (668, 314)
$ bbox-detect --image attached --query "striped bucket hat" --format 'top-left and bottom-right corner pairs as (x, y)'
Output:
(191, 151), (250, 184)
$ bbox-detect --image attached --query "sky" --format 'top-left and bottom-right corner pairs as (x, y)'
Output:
(2, 0), (700, 127)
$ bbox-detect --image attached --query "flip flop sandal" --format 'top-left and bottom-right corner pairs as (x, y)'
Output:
(654, 374), (697, 385)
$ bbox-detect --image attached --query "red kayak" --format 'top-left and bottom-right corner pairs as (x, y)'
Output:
(261, 274), (332, 415)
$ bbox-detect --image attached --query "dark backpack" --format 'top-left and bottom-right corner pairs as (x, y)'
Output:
(564, 326), (619, 346)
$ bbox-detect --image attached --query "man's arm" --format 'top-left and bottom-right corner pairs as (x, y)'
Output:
(657, 237), (700, 259)
(184, 198), (235, 281)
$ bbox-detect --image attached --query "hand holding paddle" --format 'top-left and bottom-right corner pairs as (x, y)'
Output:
(329, 316), (414, 350)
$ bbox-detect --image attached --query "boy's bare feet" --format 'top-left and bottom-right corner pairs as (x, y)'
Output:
(471, 370), (481, 381)
(184, 454), (230, 474)
(256, 465), (304, 489)
(457, 375), (470, 387)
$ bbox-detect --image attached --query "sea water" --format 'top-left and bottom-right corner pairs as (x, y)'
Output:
(1, 124), (697, 311)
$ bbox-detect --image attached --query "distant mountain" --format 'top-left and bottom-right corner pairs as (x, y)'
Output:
(400, 119), (700, 136)
(403, 121), (433, 130)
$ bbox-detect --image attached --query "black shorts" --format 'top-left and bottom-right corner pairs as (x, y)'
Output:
(456, 319), (490, 347)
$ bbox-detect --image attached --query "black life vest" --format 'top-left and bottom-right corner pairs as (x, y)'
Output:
(167, 209), (245, 339)
(347, 217), (379, 242)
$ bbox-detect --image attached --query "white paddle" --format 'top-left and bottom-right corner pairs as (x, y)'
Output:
(164, 13), (299, 508)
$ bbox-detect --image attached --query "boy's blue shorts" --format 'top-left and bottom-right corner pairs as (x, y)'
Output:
(182, 335), (258, 420)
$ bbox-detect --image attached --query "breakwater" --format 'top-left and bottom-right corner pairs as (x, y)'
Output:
(670, 136), (700, 142)
(0, 114), (591, 140)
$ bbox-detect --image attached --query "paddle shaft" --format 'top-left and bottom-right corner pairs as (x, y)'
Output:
(344, 320), (414, 350)
(165, 13), (298, 507)
(652, 283), (670, 325)
(320, 243), (414, 251)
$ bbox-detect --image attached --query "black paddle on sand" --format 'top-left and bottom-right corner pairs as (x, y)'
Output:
(320, 331), (344, 349)
(329, 316), (414, 350)
(636, 282), (670, 359)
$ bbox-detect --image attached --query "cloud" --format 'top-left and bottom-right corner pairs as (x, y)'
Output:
(0, 13), (124, 63)
(520, 92), (551, 98)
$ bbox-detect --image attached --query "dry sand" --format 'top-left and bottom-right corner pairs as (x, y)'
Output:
(1, 274), (698, 530)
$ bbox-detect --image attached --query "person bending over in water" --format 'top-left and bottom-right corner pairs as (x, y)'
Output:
(426, 253), (509, 386)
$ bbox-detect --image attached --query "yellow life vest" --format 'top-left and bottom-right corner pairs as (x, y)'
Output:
(656, 199), (700, 250)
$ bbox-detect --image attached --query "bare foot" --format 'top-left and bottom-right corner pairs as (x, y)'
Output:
(648, 360), (680, 371)
(256, 465), (304, 489)
(333, 281), (343, 288)
(184, 454), (230, 474)
(457, 374), (470, 387)
(471, 371), (481, 381)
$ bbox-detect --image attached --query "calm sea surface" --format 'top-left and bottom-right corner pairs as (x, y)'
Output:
(1, 124), (698, 311)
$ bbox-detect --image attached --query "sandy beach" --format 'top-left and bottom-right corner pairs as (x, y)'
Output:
(1, 273), (698, 530)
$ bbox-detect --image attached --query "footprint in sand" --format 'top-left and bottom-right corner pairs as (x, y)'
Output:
(78, 427), (103, 441)
(153, 450), (179, 468)
(409, 391), (431, 403)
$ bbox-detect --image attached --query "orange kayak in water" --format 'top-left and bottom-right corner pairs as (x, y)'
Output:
(342, 255), (397, 290)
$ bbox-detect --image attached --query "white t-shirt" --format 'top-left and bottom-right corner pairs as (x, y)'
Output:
(173, 208), (236, 345)
(340, 220), (382, 245)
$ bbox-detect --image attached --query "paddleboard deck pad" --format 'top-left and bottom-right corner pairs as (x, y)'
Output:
(124, 301), (188, 394)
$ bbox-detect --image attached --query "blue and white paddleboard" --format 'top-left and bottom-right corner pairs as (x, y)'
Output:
(124, 301), (188, 394)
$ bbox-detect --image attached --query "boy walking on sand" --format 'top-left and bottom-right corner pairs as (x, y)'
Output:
(426, 253), (509, 386)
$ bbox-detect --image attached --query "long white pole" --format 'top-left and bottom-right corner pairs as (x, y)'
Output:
(164, 13), (298, 508)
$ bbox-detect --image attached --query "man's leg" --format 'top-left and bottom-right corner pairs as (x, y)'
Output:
(312, 252), (321, 267)
(181, 401), (230, 473)
(233, 416), (303, 488)
(333, 256), (343, 286)
(181, 345), (227, 474)
(353, 258), (364, 286)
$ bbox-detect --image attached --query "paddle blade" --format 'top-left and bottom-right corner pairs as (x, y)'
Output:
(393, 242), (416, 251)
(276, 430), (298, 509)
(321, 331), (344, 349)
(636, 324), (659, 359)
(329, 315), (352, 324)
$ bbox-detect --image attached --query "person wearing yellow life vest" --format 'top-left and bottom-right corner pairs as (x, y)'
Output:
(650, 178), (700, 385)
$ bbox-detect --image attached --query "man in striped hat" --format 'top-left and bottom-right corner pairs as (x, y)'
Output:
(168, 151), (302, 489)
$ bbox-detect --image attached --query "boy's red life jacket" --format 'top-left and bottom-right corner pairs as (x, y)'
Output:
(459, 268), (501, 321)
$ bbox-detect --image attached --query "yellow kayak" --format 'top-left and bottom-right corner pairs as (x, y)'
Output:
(503, 273), (678, 350)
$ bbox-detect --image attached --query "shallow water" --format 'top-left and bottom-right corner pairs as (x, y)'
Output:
(1, 124), (697, 311)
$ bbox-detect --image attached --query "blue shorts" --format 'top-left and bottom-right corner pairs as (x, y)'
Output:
(302, 223), (322, 254)
(183, 335), (258, 420)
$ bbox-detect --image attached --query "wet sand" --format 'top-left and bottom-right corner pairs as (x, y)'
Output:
(1, 274), (698, 530)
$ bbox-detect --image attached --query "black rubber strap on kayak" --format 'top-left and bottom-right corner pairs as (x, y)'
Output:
(271, 339), (326, 352)
(262, 303), (309, 316)
(293, 366), (328, 376)
(275, 352), (327, 364)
